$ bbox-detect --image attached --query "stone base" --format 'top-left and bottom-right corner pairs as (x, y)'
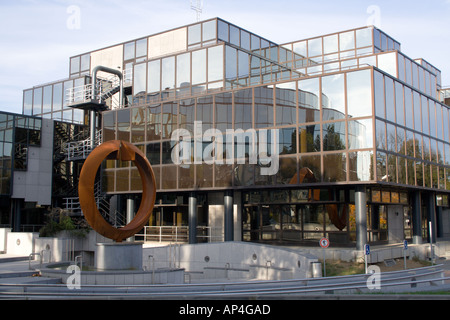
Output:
(95, 242), (143, 271)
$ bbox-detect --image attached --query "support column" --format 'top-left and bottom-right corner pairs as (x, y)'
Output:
(126, 198), (135, 242)
(411, 191), (422, 244)
(90, 110), (96, 148)
(427, 192), (437, 243)
(355, 186), (367, 251)
(224, 190), (234, 242)
(189, 193), (197, 244)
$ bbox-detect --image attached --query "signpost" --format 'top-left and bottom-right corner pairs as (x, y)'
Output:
(319, 238), (330, 277)
(364, 244), (370, 274)
(403, 240), (408, 270)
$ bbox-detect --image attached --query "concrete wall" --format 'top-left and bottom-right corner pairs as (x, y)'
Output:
(6, 232), (38, 257)
(12, 119), (54, 205)
(387, 205), (404, 244)
(143, 241), (319, 281)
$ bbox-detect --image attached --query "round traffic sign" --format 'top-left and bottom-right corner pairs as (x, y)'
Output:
(319, 238), (330, 248)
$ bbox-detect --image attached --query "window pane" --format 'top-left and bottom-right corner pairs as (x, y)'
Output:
(349, 151), (373, 181)
(23, 90), (33, 115)
(323, 122), (346, 151)
(80, 54), (90, 71)
(422, 96), (429, 135)
(234, 89), (253, 131)
(225, 46), (237, 81)
(254, 86), (274, 128)
(192, 49), (206, 85)
(299, 124), (320, 153)
(298, 77), (320, 124)
(136, 38), (147, 58)
(188, 24), (201, 45)
(161, 57), (175, 90)
(349, 118), (373, 149)
(148, 60), (161, 93)
(208, 46), (224, 82)
(33, 87), (42, 115)
(308, 38), (322, 57)
(134, 63), (147, 95)
(323, 35), (338, 54)
(356, 28), (373, 48)
(176, 53), (191, 88)
(203, 20), (216, 41)
(322, 74), (345, 121)
(340, 31), (355, 51)
(275, 82), (296, 126)
(395, 82), (405, 126)
(374, 71), (385, 118)
(147, 104), (161, 141)
(70, 56), (80, 74)
(323, 153), (347, 182)
(52, 83), (62, 112)
(347, 69), (372, 118)
(385, 77), (395, 122)
(413, 91), (421, 131)
(218, 20), (229, 42)
(404, 87), (413, 128)
(378, 52), (397, 77)
(43, 85), (52, 113)
(124, 42), (135, 61)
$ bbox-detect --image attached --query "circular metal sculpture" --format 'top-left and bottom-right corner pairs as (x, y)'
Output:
(78, 140), (156, 243)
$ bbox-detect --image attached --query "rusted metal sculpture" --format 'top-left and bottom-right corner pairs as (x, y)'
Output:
(78, 140), (156, 243)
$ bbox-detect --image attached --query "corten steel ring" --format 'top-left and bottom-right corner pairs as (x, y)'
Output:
(78, 140), (157, 243)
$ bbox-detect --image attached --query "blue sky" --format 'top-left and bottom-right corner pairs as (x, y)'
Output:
(1, 0), (450, 114)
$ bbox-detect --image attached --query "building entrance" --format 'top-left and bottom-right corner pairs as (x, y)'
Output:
(242, 203), (349, 245)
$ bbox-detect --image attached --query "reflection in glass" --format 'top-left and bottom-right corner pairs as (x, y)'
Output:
(404, 87), (413, 128)
(324, 35), (338, 54)
(349, 151), (373, 181)
(298, 78), (320, 123)
(323, 122), (346, 151)
(23, 90), (33, 115)
(203, 20), (216, 41)
(33, 87), (42, 115)
(234, 89), (252, 131)
(275, 82), (296, 126)
(347, 70), (372, 118)
(356, 28), (373, 48)
(374, 71), (385, 119)
(162, 57), (175, 90)
(299, 125), (320, 153)
(340, 31), (355, 51)
(188, 24), (201, 45)
(308, 38), (322, 57)
(348, 118), (373, 149)
(52, 83), (62, 112)
(177, 53), (191, 88)
(254, 87), (274, 128)
(298, 155), (321, 183)
(136, 38), (147, 57)
(395, 82), (405, 126)
(148, 60), (161, 93)
(124, 42), (135, 61)
(147, 104), (161, 141)
(70, 56), (80, 74)
(322, 74), (345, 120)
(385, 77), (395, 122)
(192, 49), (207, 85)
(323, 153), (346, 182)
(134, 63), (147, 95)
(226, 46), (237, 82)
(218, 20), (229, 42)
(208, 46), (224, 82)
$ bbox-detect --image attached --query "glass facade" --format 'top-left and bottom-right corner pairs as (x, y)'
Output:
(19, 17), (450, 245)
(0, 112), (42, 195)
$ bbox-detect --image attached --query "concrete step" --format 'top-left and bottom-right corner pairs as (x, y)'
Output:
(0, 276), (62, 285)
(0, 255), (29, 263)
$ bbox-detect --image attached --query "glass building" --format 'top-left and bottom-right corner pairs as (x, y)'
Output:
(21, 18), (450, 248)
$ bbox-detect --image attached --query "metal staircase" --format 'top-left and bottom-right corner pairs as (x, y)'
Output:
(63, 181), (127, 227)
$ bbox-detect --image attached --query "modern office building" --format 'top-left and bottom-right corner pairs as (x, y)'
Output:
(9, 18), (450, 250)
